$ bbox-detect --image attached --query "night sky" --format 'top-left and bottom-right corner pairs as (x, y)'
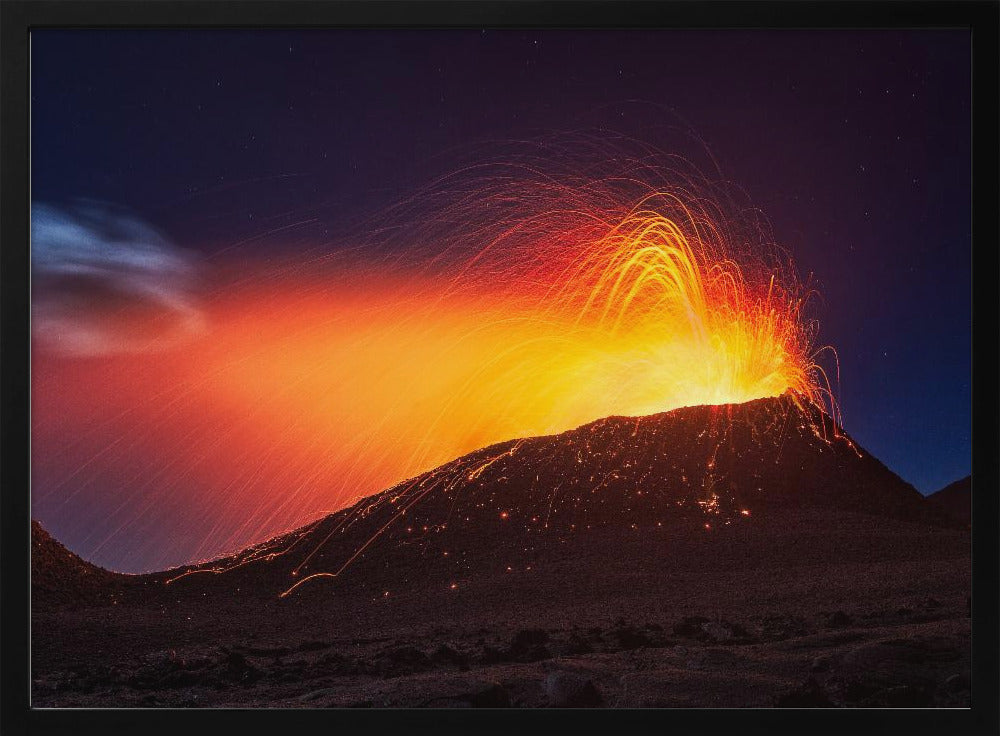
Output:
(32, 28), (970, 499)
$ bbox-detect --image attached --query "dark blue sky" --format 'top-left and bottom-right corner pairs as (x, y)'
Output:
(31, 29), (971, 493)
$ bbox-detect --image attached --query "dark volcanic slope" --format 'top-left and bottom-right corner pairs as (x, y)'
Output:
(142, 391), (944, 600)
(927, 475), (971, 526)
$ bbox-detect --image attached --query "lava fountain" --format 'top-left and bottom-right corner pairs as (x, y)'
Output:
(31, 137), (836, 571)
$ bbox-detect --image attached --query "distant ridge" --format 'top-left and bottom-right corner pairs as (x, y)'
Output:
(927, 475), (971, 526)
(31, 520), (123, 607)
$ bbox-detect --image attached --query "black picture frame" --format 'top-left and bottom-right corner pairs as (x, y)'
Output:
(2, 2), (997, 735)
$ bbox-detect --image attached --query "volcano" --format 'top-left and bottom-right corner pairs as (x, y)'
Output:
(147, 391), (942, 599)
(31, 392), (971, 708)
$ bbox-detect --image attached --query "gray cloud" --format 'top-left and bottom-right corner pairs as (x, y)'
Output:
(32, 201), (204, 356)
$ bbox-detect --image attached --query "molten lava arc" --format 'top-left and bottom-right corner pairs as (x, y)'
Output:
(32, 142), (837, 572)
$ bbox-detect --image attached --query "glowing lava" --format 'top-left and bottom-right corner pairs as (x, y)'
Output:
(206, 179), (831, 499)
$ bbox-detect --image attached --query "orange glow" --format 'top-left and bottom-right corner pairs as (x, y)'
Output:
(201, 202), (825, 507)
(32, 149), (834, 572)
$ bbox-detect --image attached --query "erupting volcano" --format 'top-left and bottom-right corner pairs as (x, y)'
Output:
(30, 145), (972, 710)
(28, 26), (972, 712)
(32, 143), (840, 574)
(30, 153), (973, 707)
